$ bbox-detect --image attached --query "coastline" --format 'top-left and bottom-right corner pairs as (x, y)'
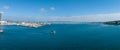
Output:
(0, 21), (51, 28)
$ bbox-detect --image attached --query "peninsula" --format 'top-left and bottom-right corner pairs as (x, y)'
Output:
(104, 20), (120, 25)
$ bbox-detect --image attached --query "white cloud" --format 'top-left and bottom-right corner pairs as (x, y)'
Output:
(3, 5), (9, 10)
(0, 12), (4, 14)
(39, 7), (55, 12)
(3, 13), (120, 22)
(50, 7), (55, 11)
(40, 8), (45, 12)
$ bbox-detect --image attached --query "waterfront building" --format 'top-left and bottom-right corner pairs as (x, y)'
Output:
(0, 13), (3, 32)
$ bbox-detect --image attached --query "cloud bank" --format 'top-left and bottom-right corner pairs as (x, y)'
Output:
(3, 13), (120, 22)
(36, 13), (120, 22)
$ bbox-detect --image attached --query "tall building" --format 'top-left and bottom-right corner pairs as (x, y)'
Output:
(0, 13), (3, 32)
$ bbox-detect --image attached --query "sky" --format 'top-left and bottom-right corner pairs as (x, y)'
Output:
(0, 0), (120, 22)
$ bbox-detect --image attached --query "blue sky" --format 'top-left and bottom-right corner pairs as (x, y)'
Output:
(0, 0), (120, 22)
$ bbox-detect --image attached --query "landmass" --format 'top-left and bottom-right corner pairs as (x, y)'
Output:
(0, 21), (51, 28)
(104, 20), (120, 25)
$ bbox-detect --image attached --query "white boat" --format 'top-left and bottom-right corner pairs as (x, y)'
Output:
(51, 30), (56, 34)
(0, 30), (3, 32)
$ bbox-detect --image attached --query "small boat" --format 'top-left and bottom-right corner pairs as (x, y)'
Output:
(51, 30), (56, 34)
(0, 30), (3, 32)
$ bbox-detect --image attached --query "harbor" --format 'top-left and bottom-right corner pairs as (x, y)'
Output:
(0, 13), (50, 32)
(1, 21), (50, 28)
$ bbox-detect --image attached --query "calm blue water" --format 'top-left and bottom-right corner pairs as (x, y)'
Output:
(0, 24), (120, 50)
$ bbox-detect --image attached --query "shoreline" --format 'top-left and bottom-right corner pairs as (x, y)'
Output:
(0, 21), (51, 28)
